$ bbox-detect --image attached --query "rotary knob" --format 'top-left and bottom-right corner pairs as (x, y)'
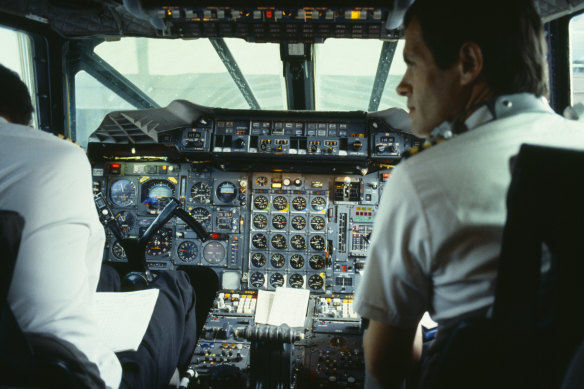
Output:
(234, 138), (246, 149)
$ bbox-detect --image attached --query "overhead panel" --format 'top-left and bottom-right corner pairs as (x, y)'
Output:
(138, 3), (401, 42)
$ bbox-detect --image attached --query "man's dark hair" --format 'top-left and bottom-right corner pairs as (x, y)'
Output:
(0, 64), (34, 125)
(404, 0), (549, 98)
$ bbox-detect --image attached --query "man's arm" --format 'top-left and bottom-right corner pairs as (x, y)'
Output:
(363, 319), (421, 388)
(5, 139), (122, 388)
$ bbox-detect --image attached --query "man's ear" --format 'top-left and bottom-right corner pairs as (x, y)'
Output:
(458, 41), (484, 86)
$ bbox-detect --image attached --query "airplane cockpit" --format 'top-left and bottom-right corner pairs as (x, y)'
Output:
(2, 1), (584, 388)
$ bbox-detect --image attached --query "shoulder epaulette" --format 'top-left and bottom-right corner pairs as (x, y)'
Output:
(57, 133), (82, 147)
(402, 138), (446, 159)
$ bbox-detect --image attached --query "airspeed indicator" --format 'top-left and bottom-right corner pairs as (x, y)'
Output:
(177, 241), (198, 262)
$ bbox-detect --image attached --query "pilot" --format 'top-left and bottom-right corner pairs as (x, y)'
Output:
(0, 63), (197, 389)
(353, 0), (584, 387)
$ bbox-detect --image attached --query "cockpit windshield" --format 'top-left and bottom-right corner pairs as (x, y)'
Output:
(74, 37), (406, 146)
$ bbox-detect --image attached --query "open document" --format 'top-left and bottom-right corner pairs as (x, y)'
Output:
(254, 287), (310, 328)
(93, 289), (159, 352)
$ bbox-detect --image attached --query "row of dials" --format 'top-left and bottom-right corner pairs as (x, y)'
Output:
(110, 233), (227, 264)
(251, 213), (326, 231)
(250, 232), (327, 251)
(109, 178), (241, 209)
(186, 207), (239, 233)
(253, 175), (304, 189)
(248, 271), (325, 290)
(110, 178), (176, 211)
(252, 194), (327, 213)
(249, 252), (326, 270)
(113, 208), (231, 235)
(110, 228), (175, 258)
(189, 181), (241, 204)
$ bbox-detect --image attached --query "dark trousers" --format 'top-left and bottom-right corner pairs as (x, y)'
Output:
(98, 265), (197, 389)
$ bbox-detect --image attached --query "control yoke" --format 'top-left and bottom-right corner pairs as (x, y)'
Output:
(95, 193), (228, 281)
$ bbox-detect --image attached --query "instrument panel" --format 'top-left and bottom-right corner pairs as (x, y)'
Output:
(90, 108), (413, 388)
(93, 162), (390, 294)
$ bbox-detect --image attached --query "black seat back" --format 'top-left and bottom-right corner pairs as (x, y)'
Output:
(0, 210), (105, 388)
(0, 210), (36, 377)
(422, 144), (584, 389)
(494, 144), (584, 388)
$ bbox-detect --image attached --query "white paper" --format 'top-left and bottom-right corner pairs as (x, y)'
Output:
(254, 290), (276, 324)
(93, 289), (159, 352)
(420, 311), (438, 329)
(266, 287), (310, 328)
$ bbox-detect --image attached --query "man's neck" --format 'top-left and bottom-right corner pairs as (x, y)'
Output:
(460, 81), (496, 123)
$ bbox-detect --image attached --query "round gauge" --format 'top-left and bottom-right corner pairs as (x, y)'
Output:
(115, 211), (135, 232)
(112, 241), (126, 259)
(177, 241), (198, 262)
(216, 181), (237, 203)
(310, 216), (326, 231)
(110, 179), (136, 207)
(291, 215), (307, 230)
(191, 207), (211, 228)
(270, 273), (285, 288)
(310, 235), (326, 251)
(250, 272), (265, 288)
(255, 176), (268, 186)
(270, 253), (286, 268)
(290, 254), (305, 269)
(203, 241), (226, 264)
(311, 196), (327, 212)
(290, 235), (306, 251)
(253, 214), (268, 229)
(146, 228), (172, 256)
(309, 254), (325, 270)
(191, 182), (211, 203)
(283, 178), (291, 186)
(141, 179), (175, 213)
(271, 215), (287, 230)
(251, 252), (267, 267)
(271, 234), (287, 250)
(292, 196), (307, 211)
(289, 273), (304, 288)
(252, 233), (268, 249)
(272, 196), (288, 211)
(253, 195), (269, 210)
(308, 274), (325, 290)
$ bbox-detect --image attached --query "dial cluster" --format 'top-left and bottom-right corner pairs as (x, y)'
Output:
(248, 173), (329, 291)
(104, 165), (247, 272)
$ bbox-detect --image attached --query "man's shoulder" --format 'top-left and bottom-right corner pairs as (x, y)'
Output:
(0, 124), (89, 178)
(1, 123), (85, 156)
